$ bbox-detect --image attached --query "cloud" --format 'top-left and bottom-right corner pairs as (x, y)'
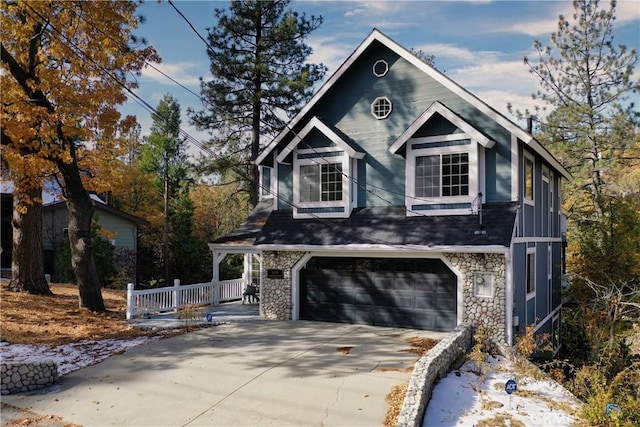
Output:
(501, 0), (639, 37)
(616, 0), (640, 25)
(307, 35), (356, 75)
(140, 61), (202, 87)
(415, 43), (502, 65)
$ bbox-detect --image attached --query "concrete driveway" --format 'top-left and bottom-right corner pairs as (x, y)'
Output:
(2, 321), (447, 426)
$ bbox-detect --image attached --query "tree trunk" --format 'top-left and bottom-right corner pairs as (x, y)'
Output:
(163, 162), (170, 285)
(58, 161), (106, 311)
(250, 7), (262, 212)
(7, 185), (52, 295)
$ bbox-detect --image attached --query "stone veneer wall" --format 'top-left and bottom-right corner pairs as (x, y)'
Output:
(261, 251), (303, 320)
(446, 252), (507, 342)
(1, 361), (59, 395)
(396, 322), (474, 427)
(261, 251), (507, 342)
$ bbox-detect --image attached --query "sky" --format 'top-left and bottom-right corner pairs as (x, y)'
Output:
(120, 0), (640, 157)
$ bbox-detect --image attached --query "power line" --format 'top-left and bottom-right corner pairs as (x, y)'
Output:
(166, 1), (462, 214)
(18, 3), (422, 249)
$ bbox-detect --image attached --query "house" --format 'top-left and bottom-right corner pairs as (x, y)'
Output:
(42, 196), (148, 284)
(209, 29), (569, 348)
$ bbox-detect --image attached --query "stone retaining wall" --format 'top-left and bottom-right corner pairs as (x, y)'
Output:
(397, 323), (474, 427)
(1, 361), (59, 395)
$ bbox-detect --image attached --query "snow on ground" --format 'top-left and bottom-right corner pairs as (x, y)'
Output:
(1, 335), (583, 426)
(0, 336), (161, 375)
(423, 355), (582, 426)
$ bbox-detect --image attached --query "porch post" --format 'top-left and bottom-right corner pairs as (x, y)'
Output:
(243, 253), (251, 285)
(212, 250), (221, 305)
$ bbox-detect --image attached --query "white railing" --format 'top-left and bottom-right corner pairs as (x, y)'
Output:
(126, 279), (247, 320)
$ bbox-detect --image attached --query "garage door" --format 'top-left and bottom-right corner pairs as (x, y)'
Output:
(300, 257), (457, 331)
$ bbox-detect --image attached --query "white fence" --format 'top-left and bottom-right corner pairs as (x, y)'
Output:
(126, 279), (246, 320)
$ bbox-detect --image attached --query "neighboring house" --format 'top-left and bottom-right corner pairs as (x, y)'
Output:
(210, 29), (570, 348)
(42, 196), (149, 284)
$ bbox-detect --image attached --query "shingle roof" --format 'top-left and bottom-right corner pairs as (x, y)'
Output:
(251, 202), (517, 248)
(211, 198), (275, 245)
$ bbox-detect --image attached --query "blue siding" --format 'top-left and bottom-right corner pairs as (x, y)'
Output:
(296, 41), (516, 208)
(277, 163), (293, 210)
(512, 243), (527, 334)
(485, 130), (513, 203)
(536, 243), (548, 321)
(552, 242), (562, 309)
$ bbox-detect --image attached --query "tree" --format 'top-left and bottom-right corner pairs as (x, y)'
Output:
(1, 1), (159, 310)
(524, 0), (638, 219)
(140, 94), (191, 285)
(190, 0), (327, 210)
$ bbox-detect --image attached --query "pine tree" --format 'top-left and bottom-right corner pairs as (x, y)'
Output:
(190, 0), (326, 209)
(524, 0), (638, 219)
(140, 94), (192, 285)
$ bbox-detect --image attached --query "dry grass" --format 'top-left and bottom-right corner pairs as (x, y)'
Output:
(383, 382), (408, 427)
(336, 346), (354, 355)
(382, 336), (441, 425)
(0, 282), (158, 346)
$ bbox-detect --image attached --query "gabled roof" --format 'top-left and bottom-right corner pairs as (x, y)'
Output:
(275, 116), (365, 164)
(43, 199), (149, 227)
(389, 101), (496, 154)
(257, 28), (571, 180)
(253, 202), (517, 249)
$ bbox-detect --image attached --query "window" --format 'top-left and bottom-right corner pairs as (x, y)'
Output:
(526, 252), (536, 295)
(260, 166), (272, 197)
(415, 153), (469, 197)
(474, 272), (493, 298)
(251, 255), (260, 285)
(371, 96), (392, 119)
(524, 156), (534, 201)
(373, 60), (388, 77)
(299, 163), (342, 202)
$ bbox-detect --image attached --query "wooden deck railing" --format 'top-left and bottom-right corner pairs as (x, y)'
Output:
(126, 278), (247, 320)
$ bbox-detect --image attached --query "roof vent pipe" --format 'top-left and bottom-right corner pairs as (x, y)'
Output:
(527, 116), (534, 134)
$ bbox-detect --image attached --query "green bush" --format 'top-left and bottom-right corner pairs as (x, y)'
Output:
(56, 222), (116, 285)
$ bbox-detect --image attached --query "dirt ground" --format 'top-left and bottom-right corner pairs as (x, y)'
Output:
(0, 282), (157, 346)
(0, 282), (163, 426)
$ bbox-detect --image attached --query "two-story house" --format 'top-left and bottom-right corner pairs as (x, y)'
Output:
(210, 29), (569, 347)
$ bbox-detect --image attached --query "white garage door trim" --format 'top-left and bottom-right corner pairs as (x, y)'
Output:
(291, 251), (463, 327)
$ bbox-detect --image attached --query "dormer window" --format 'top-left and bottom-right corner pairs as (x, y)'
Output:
(389, 102), (495, 216)
(276, 117), (364, 219)
(416, 153), (469, 197)
(300, 163), (342, 202)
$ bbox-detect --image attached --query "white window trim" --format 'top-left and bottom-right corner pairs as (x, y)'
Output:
(372, 60), (388, 77)
(524, 151), (535, 206)
(405, 136), (480, 216)
(371, 96), (392, 119)
(292, 150), (352, 219)
(526, 247), (536, 300)
(526, 247), (537, 327)
(259, 165), (276, 200)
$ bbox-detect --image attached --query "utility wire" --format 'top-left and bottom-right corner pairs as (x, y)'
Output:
(20, 3), (426, 250)
(166, 0), (464, 213)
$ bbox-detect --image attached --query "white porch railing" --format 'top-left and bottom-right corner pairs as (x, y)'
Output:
(126, 278), (247, 320)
